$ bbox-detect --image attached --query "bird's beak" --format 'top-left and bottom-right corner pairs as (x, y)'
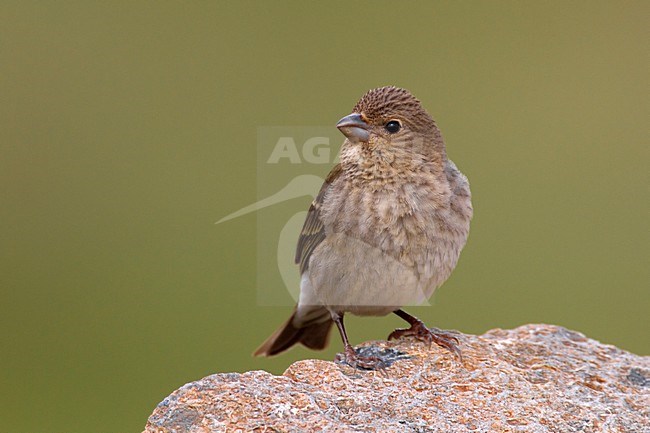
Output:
(336, 113), (370, 142)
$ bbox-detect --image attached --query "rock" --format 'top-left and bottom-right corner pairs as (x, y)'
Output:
(143, 324), (649, 433)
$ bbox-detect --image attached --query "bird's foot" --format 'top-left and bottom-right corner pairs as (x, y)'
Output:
(388, 320), (463, 362)
(335, 345), (388, 371)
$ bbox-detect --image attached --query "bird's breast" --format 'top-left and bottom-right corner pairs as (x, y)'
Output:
(320, 168), (470, 285)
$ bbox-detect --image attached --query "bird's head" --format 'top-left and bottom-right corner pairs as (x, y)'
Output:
(336, 86), (445, 163)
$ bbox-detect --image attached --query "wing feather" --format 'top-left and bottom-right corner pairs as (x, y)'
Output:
(295, 164), (342, 274)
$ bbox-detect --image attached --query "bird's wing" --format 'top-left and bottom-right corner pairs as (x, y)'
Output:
(295, 164), (342, 274)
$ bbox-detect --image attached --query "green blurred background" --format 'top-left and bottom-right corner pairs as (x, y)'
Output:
(1, 1), (647, 432)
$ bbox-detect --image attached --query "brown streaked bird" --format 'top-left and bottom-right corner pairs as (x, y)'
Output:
(254, 86), (473, 369)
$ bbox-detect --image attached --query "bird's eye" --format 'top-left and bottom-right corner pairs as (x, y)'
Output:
(384, 120), (401, 133)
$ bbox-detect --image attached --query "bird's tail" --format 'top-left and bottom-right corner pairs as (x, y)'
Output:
(253, 307), (333, 357)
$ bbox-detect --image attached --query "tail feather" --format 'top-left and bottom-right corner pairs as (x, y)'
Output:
(254, 307), (333, 357)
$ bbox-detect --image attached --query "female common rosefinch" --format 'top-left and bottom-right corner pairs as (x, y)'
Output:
(255, 86), (473, 369)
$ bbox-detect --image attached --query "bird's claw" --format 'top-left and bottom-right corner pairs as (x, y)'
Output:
(336, 346), (389, 373)
(388, 322), (463, 362)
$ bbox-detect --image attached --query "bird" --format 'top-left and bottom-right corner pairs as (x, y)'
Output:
(254, 86), (473, 369)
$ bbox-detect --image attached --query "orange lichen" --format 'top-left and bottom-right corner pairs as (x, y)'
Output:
(144, 324), (649, 433)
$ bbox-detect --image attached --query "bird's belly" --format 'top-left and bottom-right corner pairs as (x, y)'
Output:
(304, 233), (434, 316)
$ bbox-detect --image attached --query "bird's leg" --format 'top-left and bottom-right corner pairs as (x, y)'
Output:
(388, 309), (463, 362)
(333, 313), (386, 370)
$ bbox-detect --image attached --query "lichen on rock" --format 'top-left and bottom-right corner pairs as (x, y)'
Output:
(143, 324), (649, 433)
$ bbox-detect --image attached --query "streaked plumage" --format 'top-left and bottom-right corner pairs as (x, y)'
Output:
(255, 86), (472, 368)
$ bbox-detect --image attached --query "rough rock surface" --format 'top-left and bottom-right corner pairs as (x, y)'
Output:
(144, 324), (649, 433)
